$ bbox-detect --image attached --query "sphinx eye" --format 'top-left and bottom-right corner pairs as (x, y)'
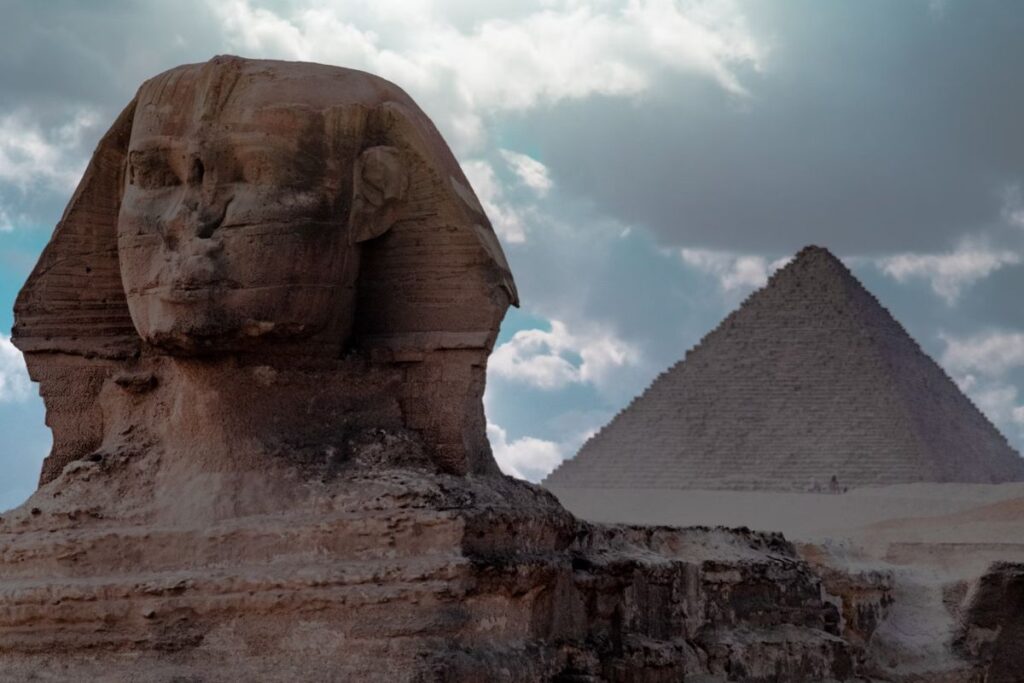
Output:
(128, 151), (181, 190)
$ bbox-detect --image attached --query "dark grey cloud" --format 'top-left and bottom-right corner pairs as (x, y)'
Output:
(518, 1), (1024, 254)
(0, 0), (222, 110)
(0, 0), (225, 231)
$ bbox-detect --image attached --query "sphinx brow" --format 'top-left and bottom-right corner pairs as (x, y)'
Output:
(129, 135), (328, 167)
(128, 147), (186, 162)
(224, 134), (322, 154)
(131, 137), (314, 157)
(130, 135), (188, 150)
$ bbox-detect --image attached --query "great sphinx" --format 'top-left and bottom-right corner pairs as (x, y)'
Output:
(13, 55), (517, 496)
(0, 57), (870, 681)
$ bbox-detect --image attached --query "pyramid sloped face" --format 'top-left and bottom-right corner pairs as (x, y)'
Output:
(545, 246), (1024, 491)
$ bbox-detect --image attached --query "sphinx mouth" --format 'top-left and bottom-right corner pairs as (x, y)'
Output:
(143, 257), (241, 294)
(169, 279), (236, 291)
(155, 287), (219, 304)
(137, 278), (242, 303)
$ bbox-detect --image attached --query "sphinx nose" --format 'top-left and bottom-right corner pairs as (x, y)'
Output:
(163, 188), (231, 245)
(194, 197), (231, 239)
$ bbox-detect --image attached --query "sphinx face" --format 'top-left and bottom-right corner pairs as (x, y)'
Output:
(118, 71), (364, 355)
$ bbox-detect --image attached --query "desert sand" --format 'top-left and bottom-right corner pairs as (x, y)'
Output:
(549, 482), (1024, 547)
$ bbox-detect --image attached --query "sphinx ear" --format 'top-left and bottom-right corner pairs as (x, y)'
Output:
(349, 145), (409, 244)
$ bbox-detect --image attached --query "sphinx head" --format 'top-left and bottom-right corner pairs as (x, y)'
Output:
(14, 56), (518, 483)
(119, 58), (423, 355)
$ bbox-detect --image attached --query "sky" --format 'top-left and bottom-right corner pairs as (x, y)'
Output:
(3, 0), (1024, 510)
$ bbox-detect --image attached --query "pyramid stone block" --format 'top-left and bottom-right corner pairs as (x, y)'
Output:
(545, 246), (1024, 492)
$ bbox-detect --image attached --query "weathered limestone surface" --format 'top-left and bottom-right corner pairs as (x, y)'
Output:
(954, 562), (1024, 682)
(13, 56), (516, 483)
(545, 247), (1024, 492)
(0, 457), (862, 682)
(0, 56), (876, 681)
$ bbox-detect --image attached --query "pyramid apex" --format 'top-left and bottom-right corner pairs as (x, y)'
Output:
(797, 243), (831, 253)
(770, 242), (851, 286)
(792, 244), (841, 262)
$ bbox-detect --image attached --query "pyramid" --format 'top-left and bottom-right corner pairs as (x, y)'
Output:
(544, 246), (1024, 492)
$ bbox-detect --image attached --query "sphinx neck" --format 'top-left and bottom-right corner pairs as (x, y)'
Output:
(101, 354), (408, 472)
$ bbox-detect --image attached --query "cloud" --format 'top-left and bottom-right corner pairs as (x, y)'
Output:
(487, 422), (565, 481)
(876, 243), (1021, 305)
(680, 247), (789, 293)
(937, 331), (1024, 443)
(211, 0), (763, 151)
(0, 109), (98, 193)
(971, 381), (1024, 427)
(533, 3), (1024, 255)
(490, 319), (639, 391)
(952, 376), (1024, 445)
(940, 330), (1024, 377)
(0, 335), (31, 403)
(487, 413), (602, 482)
(461, 159), (527, 243)
(500, 149), (553, 196)
(622, 0), (763, 96)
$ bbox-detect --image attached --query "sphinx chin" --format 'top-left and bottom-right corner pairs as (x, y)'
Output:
(127, 293), (236, 353)
(129, 276), (363, 359)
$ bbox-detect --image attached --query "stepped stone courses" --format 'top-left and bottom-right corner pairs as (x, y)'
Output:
(545, 247), (1024, 492)
(954, 562), (1024, 682)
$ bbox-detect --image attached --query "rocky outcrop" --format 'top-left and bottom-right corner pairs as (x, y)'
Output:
(955, 562), (1024, 683)
(798, 545), (895, 669)
(0, 449), (858, 681)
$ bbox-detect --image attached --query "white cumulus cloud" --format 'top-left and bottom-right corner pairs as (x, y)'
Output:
(962, 380), (1024, 440)
(486, 414), (602, 482)
(0, 335), (32, 403)
(490, 319), (639, 391)
(461, 159), (527, 243)
(876, 242), (1020, 305)
(940, 330), (1024, 378)
(0, 109), (99, 193)
(210, 0), (764, 152)
(978, 384), (1023, 422)
(680, 247), (790, 293)
(499, 149), (553, 196)
(939, 331), (1024, 440)
(487, 422), (565, 481)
